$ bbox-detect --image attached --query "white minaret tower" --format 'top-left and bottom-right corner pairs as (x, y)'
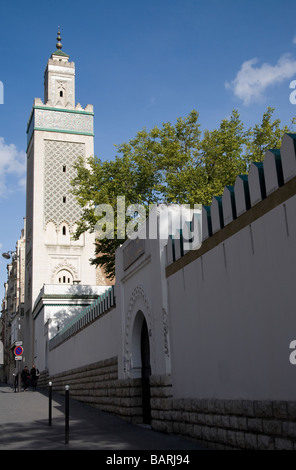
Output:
(24, 30), (97, 364)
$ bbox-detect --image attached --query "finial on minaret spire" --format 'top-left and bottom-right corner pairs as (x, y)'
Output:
(56, 28), (62, 50)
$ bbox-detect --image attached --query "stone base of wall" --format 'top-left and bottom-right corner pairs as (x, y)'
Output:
(150, 375), (296, 450)
(38, 369), (49, 389)
(40, 364), (296, 449)
(40, 357), (143, 424)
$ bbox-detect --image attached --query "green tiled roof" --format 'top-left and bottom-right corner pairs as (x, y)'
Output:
(52, 49), (69, 57)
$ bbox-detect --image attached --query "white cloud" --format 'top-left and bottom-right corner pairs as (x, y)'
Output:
(226, 53), (296, 105)
(0, 137), (26, 197)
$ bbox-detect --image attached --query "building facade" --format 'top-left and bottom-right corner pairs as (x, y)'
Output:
(0, 220), (26, 383)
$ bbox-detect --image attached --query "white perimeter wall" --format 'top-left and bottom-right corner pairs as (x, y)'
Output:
(46, 134), (296, 403)
(48, 307), (119, 375)
(167, 194), (296, 401)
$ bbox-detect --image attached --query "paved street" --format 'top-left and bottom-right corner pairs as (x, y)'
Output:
(0, 383), (205, 452)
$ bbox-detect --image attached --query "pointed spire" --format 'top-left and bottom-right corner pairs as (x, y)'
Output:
(56, 28), (62, 50)
(51, 28), (69, 59)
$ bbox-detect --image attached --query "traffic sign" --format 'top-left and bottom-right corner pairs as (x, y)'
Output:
(14, 346), (23, 356)
(15, 356), (22, 361)
(15, 341), (22, 346)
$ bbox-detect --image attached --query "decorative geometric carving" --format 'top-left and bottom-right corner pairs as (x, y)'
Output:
(124, 285), (154, 377)
(51, 259), (78, 283)
(44, 140), (84, 228)
(35, 108), (93, 134)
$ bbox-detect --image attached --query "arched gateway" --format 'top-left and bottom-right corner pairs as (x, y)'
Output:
(140, 318), (151, 424)
(125, 286), (153, 424)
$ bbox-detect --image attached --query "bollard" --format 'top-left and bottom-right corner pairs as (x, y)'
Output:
(48, 382), (52, 426)
(65, 385), (69, 444)
(18, 362), (20, 393)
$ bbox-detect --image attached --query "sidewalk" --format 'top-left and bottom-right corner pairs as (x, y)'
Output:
(0, 383), (206, 451)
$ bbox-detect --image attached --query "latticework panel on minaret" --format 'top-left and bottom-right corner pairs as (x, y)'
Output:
(44, 140), (84, 228)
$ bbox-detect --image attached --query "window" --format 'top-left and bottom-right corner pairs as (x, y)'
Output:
(63, 196), (66, 203)
(55, 269), (73, 285)
(63, 165), (66, 172)
(60, 90), (63, 97)
(62, 226), (66, 235)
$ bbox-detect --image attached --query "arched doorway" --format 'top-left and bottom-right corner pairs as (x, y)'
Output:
(131, 311), (152, 424)
(141, 319), (151, 424)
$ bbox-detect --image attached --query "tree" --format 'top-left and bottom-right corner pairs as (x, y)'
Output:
(71, 110), (202, 278)
(198, 109), (248, 205)
(71, 153), (138, 279)
(245, 107), (292, 164)
(71, 107), (294, 278)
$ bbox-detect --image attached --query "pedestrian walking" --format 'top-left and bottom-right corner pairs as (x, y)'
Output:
(30, 365), (40, 391)
(21, 366), (30, 391)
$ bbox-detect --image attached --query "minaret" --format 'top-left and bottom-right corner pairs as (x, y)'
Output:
(24, 31), (96, 365)
(44, 29), (75, 108)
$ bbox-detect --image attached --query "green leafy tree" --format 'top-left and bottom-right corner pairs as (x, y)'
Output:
(245, 107), (292, 164)
(71, 107), (294, 279)
(71, 110), (202, 278)
(198, 109), (248, 205)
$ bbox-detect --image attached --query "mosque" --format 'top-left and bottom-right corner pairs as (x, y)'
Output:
(1, 31), (296, 450)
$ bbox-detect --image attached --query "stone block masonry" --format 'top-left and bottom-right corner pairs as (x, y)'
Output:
(41, 357), (143, 424)
(150, 375), (296, 450)
(40, 365), (296, 450)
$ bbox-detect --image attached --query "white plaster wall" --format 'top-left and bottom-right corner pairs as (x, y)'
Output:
(167, 195), (296, 401)
(43, 135), (296, 406)
(34, 309), (46, 370)
(48, 307), (119, 375)
(33, 283), (109, 371)
(116, 207), (178, 380)
(45, 194), (296, 401)
(35, 304), (93, 372)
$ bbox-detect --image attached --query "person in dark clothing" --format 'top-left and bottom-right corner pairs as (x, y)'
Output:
(30, 365), (40, 390)
(21, 366), (30, 391)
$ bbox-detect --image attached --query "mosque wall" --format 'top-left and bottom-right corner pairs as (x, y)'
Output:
(41, 134), (296, 449)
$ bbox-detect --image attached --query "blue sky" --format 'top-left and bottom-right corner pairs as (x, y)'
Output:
(0, 0), (296, 295)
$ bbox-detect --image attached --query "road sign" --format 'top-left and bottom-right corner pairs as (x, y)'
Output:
(15, 341), (22, 346)
(15, 356), (22, 361)
(14, 346), (23, 356)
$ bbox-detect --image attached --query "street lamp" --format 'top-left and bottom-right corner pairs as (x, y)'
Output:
(2, 251), (15, 260)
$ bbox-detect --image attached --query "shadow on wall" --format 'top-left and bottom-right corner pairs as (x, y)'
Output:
(64, 284), (100, 297)
(48, 284), (105, 338)
(49, 308), (73, 338)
